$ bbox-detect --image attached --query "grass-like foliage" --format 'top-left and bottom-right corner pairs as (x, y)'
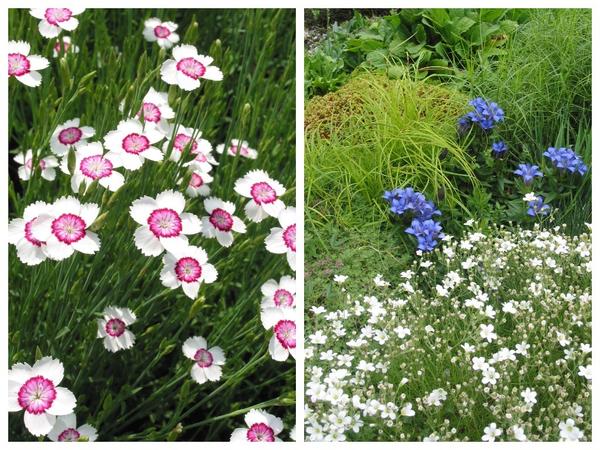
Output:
(305, 224), (591, 441)
(306, 73), (476, 237)
(9, 8), (295, 442)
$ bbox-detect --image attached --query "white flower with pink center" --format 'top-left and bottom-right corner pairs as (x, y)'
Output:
(234, 170), (286, 223)
(200, 197), (246, 248)
(8, 200), (51, 266)
(28, 196), (101, 261)
(143, 18), (180, 49)
(52, 36), (79, 58)
(8, 40), (49, 88)
(130, 190), (202, 257)
(104, 119), (164, 171)
(260, 275), (296, 309)
(48, 413), (97, 442)
(65, 142), (125, 193)
(160, 244), (217, 299)
(160, 44), (223, 91)
(182, 336), (225, 385)
(164, 124), (217, 172)
(30, 8), (84, 38)
(230, 409), (284, 442)
(261, 307), (297, 362)
(131, 87), (175, 136)
(8, 356), (77, 437)
(14, 149), (58, 181)
(50, 118), (95, 157)
(265, 206), (296, 271)
(97, 306), (136, 353)
(216, 139), (258, 160)
(184, 170), (213, 198)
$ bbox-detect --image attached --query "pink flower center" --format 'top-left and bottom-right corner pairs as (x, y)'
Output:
(105, 317), (126, 337)
(154, 25), (171, 39)
(175, 257), (202, 283)
(24, 158), (46, 171)
(17, 376), (57, 414)
(189, 173), (204, 188)
(147, 208), (182, 238)
(193, 348), (213, 368)
(58, 428), (81, 442)
(274, 319), (296, 349)
(176, 57), (206, 80)
(274, 289), (294, 307)
(209, 208), (233, 232)
(228, 145), (250, 157)
(246, 423), (275, 442)
(122, 133), (150, 154)
(51, 213), (86, 244)
(250, 182), (277, 204)
(45, 8), (73, 25)
(80, 155), (113, 180)
(8, 53), (30, 77)
(54, 40), (71, 54)
(283, 224), (296, 252)
(58, 127), (83, 146)
(139, 102), (161, 123)
(173, 133), (198, 153)
(24, 219), (45, 247)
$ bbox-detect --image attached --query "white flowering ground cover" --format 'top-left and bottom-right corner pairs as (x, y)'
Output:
(8, 9), (296, 441)
(305, 223), (591, 441)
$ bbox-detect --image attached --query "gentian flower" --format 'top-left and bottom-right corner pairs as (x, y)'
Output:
(8, 201), (51, 265)
(405, 218), (444, 252)
(8, 357), (77, 436)
(30, 8), (84, 38)
(216, 139), (258, 159)
(261, 275), (296, 309)
(104, 119), (164, 171)
(97, 306), (136, 352)
(200, 197), (246, 248)
(261, 307), (296, 361)
(64, 142), (124, 193)
(383, 187), (440, 220)
(130, 190), (202, 256)
(184, 170), (213, 198)
(8, 41), (49, 87)
(514, 163), (543, 184)
(52, 36), (79, 58)
(527, 196), (551, 217)
(265, 206), (296, 271)
(48, 413), (98, 442)
(27, 196), (101, 261)
(465, 97), (504, 131)
(14, 149), (58, 181)
(50, 118), (95, 157)
(182, 336), (225, 384)
(164, 124), (216, 172)
(160, 44), (223, 91)
(234, 170), (286, 222)
(543, 147), (588, 175)
(491, 141), (508, 156)
(230, 409), (284, 442)
(160, 244), (217, 299)
(142, 18), (180, 49)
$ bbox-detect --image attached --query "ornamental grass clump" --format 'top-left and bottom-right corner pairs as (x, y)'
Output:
(305, 222), (591, 442)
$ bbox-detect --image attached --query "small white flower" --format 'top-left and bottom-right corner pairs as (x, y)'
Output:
(30, 8), (84, 38)
(521, 388), (537, 405)
(182, 336), (225, 384)
(97, 306), (136, 352)
(479, 324), (497, 342)
(161, 45), (222, 91)
(578, 364), (592, 380)
(482, 422), (502, 442)
(143, 18), (180, 49)
(523, 192), (538, 202)
(333, 274), (348, 284)
(48, 413), (97, 442)
(559, 418), (584, 441)
(14, 150), (58, 181)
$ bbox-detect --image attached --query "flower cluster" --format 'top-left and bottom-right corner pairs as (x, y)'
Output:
(9, 356), (96, 440)
(305, 223), (591, 441)
(544, 147), (588, 175)
(9, 10), (296, 440)
(383, 187), (444, 252)
(459, 97), (505, 131)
